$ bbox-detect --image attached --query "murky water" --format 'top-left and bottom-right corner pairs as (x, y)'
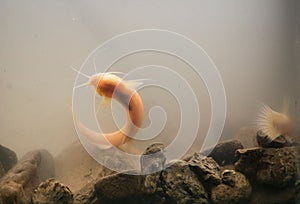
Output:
(0, 1), (299, 203)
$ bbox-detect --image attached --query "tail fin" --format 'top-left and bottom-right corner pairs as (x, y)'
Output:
(256, 104), (279, 141)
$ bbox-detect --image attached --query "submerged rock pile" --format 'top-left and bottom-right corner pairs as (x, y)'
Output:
(0, 149), (54, 203)
(32, 178), (73, 204)
(0, 127), (298, 204)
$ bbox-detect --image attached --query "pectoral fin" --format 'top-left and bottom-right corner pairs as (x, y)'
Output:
(95, 97), (112, 113)
(123, 79), (152, 90)
(98, 97), (111, 111)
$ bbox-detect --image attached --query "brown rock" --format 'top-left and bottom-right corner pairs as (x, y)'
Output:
(235, 147), (297, 188)
(188, 154), (221, 189)
(73, 181), (98, 204)
(32, 178), (73, 204)
(94, 171), (144, 201)
(0, 150), (54, 204)
(161, 161), (208, 204)
(202, 140), (244, 166)
(256, 130), (294, 148)
(0, 163), (5, 178)
(54, 139), (137, 192)
(0, 145), (17, 175)
(211, 171), (252, 204)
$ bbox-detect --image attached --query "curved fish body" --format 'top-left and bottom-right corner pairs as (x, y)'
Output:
(75, 73), (144, 148)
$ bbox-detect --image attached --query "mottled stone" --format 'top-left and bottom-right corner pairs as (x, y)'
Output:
(188, 153), (221, 189)
(32, 178), (73, 204)
(205, 140), (244, 166)
(141, 143), (166, 174)
(142, 171), (165, 203)
(222, 170), (236, 187)
(161, 160), (208, 204)
(0, 162), (5, 178)
(73, 181), (98, 204)
(234, 148), (264, 178)
(143, 171), (163, 194)
(0, 144), (17, 174)
(211, 171), (252, 204)
(235, 147), (297, 188)
(94, 171), (144, 201)
(256, 130), (293, 148)
(139, 143), (168, 204)
(0, 150), (54, 204)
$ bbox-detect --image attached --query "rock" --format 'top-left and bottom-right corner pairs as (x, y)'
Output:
(0, 144), (17, 174)
(97, 147), (139, 174)
(142, 172), (165, 203)
(211, 170), (252, 204)
(234, 148), (264, 178)
(123, 143), (165, 203)
(188, 153), (221, 189)
(140, 143), (168, 204)
(94, 171), (144, 202)
(73, 181), (98, 204)
(296, 180), (300, 204)
(32, 178), (73, 204)
(0, 150), (54, 204)
(235, 147), (297, 188)
(79, 171), (164, 204)
(55, 140), (116, 192)
(205, 140), (244, 166)
(141, 143), (166, 174)
(143, 171), (162, 195)
(82, 143), (166, 204)
(0, 163), (5, 178)
(37, 150), (55, 180)
(249, 185), (296, 204)
(256, 130), (293, 148)
(161, 160), (208, 204)
(221, 170), (237, 187)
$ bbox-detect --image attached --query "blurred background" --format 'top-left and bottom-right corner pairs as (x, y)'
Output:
(0, 0), (299, 157)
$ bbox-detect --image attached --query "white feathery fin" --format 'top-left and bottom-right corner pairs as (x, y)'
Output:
(100, 97), (111, 109)
(123, 79), (152, 90)
(256, 104), (280, 141)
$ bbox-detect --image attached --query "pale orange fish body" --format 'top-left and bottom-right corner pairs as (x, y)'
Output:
(76, 73), (144, 148)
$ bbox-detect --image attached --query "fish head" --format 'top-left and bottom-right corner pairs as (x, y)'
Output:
(89, 73), (121, 97)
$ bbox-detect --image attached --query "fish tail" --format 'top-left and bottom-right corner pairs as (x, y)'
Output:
(76, 121), (111, 148)
(256, 104), (280, 141)
(103, 130), (131, 147)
